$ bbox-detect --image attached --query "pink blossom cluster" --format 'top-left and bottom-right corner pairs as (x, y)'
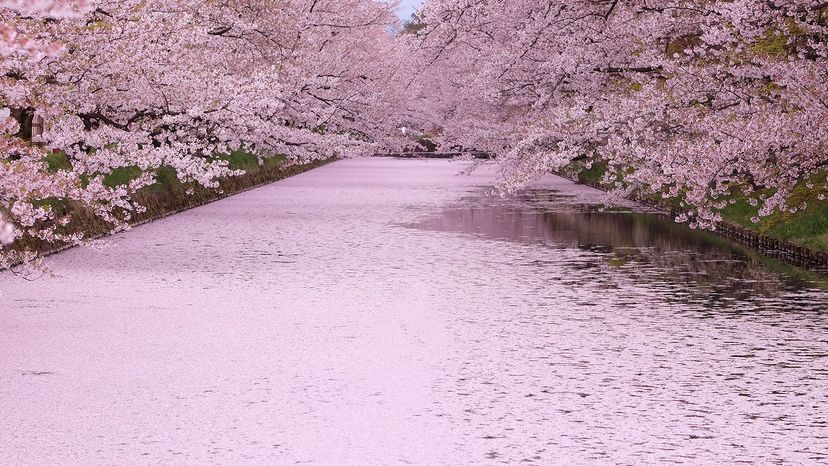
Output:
(406, 0), (828, 228)
(0, 0), (88, 58)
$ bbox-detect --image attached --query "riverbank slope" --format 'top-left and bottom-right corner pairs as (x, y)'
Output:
(9, 152), (334, 261)
(569, 162), (828, 271)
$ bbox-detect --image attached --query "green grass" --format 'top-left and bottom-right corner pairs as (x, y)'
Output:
(147, 166), (181, 192)
(225, 150), (261, 171)
(44, 151), (72, 172)
(103, 166), (142, 188)
(32, 197), (68, 217)
(223, 150), (286, 171)
(719, 178), (828, 252)
(576, 160), (609, 186)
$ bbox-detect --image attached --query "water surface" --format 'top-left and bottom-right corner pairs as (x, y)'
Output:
(1, 159), (826, 464)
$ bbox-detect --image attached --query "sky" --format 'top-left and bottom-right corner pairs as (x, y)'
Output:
(396, 0), (423, 21)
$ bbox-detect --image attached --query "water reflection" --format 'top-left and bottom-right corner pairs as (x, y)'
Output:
(408, 188), (828, 311)
(402, 182), (827, 464)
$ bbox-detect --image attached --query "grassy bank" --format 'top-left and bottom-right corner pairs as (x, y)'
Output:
(12, 151), (334, 259)
(566, 160), (828, 254)
(718, 183), (828, 253)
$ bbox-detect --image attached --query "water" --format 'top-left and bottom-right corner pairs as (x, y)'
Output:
(1, 159), (826, 464)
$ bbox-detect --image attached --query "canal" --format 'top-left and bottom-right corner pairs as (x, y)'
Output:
(1, 158), (826, 464)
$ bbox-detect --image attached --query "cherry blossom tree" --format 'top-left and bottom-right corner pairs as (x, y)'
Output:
(0, 0), (409, 267)
(7, 0), (824, 271)
(0, 1), (89, 265)
(409, 0), (828, 228)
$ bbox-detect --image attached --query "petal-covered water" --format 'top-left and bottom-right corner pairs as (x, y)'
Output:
(1, 159), (826, 465)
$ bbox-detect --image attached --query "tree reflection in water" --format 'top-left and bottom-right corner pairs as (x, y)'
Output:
(407, 189), (827, 312)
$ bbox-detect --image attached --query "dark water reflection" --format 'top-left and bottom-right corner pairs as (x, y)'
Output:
(409, 188), (828, 312)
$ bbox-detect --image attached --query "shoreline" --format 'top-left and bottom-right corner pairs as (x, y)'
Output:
(4, 156), (336, 268)
(567, 174), (828, 273)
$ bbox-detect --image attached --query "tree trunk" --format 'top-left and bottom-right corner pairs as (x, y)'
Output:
(10, 107), (35, 141)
